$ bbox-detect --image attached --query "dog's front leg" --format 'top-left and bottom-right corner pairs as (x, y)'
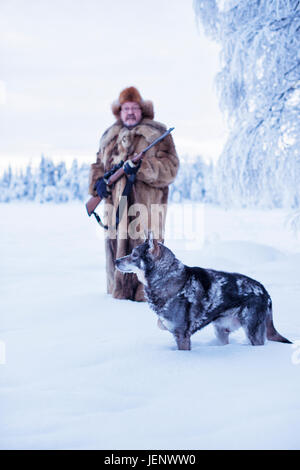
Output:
(174, 333), (191, 351)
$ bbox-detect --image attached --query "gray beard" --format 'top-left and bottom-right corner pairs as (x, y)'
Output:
(122, 119), (142, 129)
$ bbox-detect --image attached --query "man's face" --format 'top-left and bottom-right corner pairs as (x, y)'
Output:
(120, 101), (142, 127)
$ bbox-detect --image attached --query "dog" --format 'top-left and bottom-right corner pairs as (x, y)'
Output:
(115, 233), (292, 350)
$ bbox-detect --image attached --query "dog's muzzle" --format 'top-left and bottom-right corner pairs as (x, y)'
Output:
(115, 257), (132, 273)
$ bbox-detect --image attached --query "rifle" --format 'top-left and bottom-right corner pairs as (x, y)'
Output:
(86, 127), (174, 218)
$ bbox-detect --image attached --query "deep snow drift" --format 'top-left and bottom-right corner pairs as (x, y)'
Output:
(0, 203), (300, 450)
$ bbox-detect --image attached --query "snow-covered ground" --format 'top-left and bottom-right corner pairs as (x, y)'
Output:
(1, 203), (300, 450)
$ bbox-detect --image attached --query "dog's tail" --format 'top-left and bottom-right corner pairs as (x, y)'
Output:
(266, 300), (292, 344)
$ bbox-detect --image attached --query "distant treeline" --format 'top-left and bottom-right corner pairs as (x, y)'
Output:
(0, 155), (214, 204)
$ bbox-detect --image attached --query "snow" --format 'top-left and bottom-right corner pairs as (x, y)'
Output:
(1, 203), (300, 450)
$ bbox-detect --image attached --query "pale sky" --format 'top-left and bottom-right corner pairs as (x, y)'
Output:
(0, 0), (227, 170)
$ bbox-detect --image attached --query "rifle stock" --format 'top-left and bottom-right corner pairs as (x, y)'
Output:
(85, 152), (143, 216)
(86, 195), (102, 216)
(85, 127), (174, 217)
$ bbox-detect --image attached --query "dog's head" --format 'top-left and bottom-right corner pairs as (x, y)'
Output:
(115, 232), (173, 285)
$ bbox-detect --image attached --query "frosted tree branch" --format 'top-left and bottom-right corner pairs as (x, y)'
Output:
(194, 0), (300, 208)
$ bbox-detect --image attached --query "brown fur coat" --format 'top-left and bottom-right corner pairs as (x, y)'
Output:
(89, 117), (179, 301)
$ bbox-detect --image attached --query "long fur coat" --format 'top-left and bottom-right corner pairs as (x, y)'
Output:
(89, 117), (179, 301)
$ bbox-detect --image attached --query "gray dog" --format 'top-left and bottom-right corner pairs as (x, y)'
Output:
(115, 233), (291, 350)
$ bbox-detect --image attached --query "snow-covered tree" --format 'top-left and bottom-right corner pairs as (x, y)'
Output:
(194, 0), (300, 208)
(0, 156), (90, 203)
(24, 165), (36, 200)
(169, 155), (214, 202)
(69, 159), (80, 200)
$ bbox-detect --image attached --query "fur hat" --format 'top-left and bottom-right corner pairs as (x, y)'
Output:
(112, 86), (154, 120)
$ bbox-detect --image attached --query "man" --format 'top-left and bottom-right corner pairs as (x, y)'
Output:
(89, 86), (179, 301)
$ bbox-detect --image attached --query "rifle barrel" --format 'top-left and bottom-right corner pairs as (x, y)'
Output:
(142, 127), (174, 154)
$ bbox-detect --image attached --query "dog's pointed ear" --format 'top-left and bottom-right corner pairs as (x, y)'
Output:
(148, 232), (160, 257)
(146, 230), (154, 249)
(144, 230), (153, 244)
